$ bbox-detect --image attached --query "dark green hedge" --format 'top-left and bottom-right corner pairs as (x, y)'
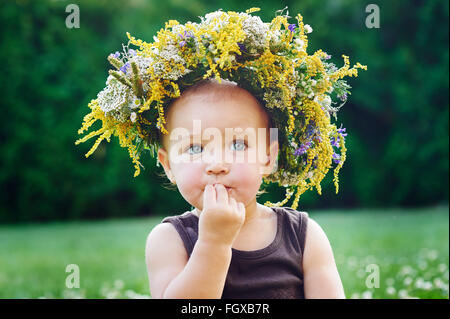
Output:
(0, 0), (448, 223)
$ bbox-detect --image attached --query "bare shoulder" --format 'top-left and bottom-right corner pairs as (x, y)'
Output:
(303, 216), (334, 268)
(146, 222), (185, 250)
(302, 216), (345, 298)
(146, 223), (186, 252)
(145, 222), (188, 298)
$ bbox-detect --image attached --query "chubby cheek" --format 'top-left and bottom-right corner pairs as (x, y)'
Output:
(231, 163), (262, 204)
(171, 162), (204, 207)
(169, 161), (263, 209)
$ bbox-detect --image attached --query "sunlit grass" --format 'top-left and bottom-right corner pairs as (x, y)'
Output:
(313, 205), (449, 299)
(0, 205), (448, 298)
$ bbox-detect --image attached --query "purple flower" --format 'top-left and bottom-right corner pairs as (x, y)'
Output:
(294, 141), (311, 156)
(302, 155), (318, 169)
(237, 42), (247, 54)
(288, 24), (297, 33)
(110, 51), (120, 59)
(129, 49), (137, 56)
(331, 125), (347, 148)
(120, 61), (130, 74)
(305, 122), (316, 138)
(330, 137), (339, 147)
(332, 152), (341, 164)
(337, 126), (347, 137)
(324, 54), (331, 60)
(184, 30), (194, 38)
(339, 92), (348, 101)
(178, 31), (194, 47)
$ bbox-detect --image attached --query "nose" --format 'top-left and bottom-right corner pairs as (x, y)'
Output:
(206, 161), (229, 175)
(203, 146), (230, 175)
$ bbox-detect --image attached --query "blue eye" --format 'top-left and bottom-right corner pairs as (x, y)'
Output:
(186, 140), (247, 155)
(232, 140), (247, 151)
(187, 144), (202, 155)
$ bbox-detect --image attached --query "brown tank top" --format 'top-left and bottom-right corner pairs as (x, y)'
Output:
(161, 206), (309, 299)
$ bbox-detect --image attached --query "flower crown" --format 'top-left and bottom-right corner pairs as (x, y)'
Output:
(75, 7), (367, 210)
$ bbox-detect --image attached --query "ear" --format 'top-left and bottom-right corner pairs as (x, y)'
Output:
(261, 140), (279, 177)
(157, 147), (176, 184)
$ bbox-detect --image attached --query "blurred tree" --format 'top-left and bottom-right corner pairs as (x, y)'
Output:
(0, 0), (447, 223)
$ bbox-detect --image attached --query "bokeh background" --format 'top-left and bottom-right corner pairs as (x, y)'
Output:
(0, 0), (448, 299)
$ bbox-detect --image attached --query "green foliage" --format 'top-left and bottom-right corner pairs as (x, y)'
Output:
(0, 0), (448, 222)
(0, 206), (447, 298)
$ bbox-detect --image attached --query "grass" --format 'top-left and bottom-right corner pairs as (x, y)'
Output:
(0, 205), (448, 299)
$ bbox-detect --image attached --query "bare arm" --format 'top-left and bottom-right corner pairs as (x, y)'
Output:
(146, 183), (245, 299)
(302, 217), (346, 299)
(145, 223), (232, 298)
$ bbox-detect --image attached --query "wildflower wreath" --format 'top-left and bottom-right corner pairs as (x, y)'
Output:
(75, 7), (367, 210)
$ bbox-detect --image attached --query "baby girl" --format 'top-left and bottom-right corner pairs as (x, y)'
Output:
(145, 78), (345, 299)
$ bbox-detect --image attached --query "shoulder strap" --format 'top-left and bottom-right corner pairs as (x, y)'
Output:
(298, 210), (309, 255)
(161, 212), (199, 256)
(281, 207), (309, 255)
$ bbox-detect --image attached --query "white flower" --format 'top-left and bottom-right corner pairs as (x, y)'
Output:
(422, 281), (433, 290)
(97, 75), (133, 119)
(129, 55), (154, 82)
(269, 30), (282, 47)
(399, 265), (414, 276)
(304, 24), (313, 34)
(398, 289), (409, 298)
(361, 290), (372, 299)
(315, 95), (332, 109)
(130, 112), (137, 123)
(203, 10), (225, 24)
(171, 24), (185, 34)
(124, 290), (150, 299)
(151, 43), (191, 81)
(427, 249), (438, 261)
(386, 287), (396, 295)
(294, 38), (304, 50)
(114, 279), (124, 290)
(415, 277), (425, 289)
(433, 278), (447, 289)
(403, 277), (413, 286)
(241, 15), (269, 51)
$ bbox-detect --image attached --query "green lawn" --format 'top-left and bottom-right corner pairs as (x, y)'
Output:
(0, 205), (448, 299)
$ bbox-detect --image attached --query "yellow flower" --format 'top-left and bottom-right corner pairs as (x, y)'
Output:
(76, 7), (367, 208)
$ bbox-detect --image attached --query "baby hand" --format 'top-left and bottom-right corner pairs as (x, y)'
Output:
(198, 184), (245, 247)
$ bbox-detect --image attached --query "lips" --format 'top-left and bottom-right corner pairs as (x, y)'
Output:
(211, 183), (232, 190)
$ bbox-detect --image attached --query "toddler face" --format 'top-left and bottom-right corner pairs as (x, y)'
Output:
(157, 83), (278, 211)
